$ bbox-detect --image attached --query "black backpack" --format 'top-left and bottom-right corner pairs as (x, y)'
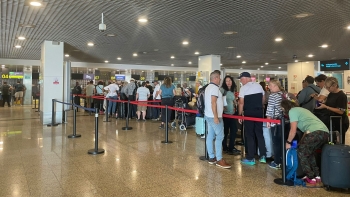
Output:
(1, 85), (10, 95)
(16, 84), (24, 91)
(196, 84), (209, 117)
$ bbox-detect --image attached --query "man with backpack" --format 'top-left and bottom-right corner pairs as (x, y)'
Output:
(125, 78), (137, 118)
(297, 76), (320, 112)
(203, 70), (231, 169)
(1, 81), (12, 107)
(14, 81), (26, 106)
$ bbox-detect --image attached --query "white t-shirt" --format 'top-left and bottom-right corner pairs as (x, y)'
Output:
(153, 84), (161, 99)
(104, 83), (119, 97)
(319, 87), (330, 97)
(239, 82), (265, 98)
(204, 83), (224, 118)
(137, 87), (150, 101)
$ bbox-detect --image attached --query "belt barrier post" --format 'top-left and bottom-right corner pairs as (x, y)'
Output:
(199, 119), (208, 160)
(274, 116), (293, 186)
(122, 100), (132, 130)
(88, 108), (105, 154)
(32, 97), (37, 109)
(36, 96), (40, 112)
(162, 105), (172, 144)
(68, 106), (81, 138)
(103, 99), (111, 122)
(47, 99), (58, 127)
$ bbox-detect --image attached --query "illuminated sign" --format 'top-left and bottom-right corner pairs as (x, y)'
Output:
(320, 59), (349, 71)
(83, 74), (94, 80)
(115, 74), (125, 81)
(9, 72), (24, 79)
(1, 68), (9, 79)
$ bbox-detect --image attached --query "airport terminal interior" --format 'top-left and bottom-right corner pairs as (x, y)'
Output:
(1, 0), (350, 196)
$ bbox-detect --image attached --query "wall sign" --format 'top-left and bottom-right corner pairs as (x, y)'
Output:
(9, 72), (24, 79)
(53, 78), (59, 85)
(1, 68), (9, 79)
(320, 59), (350, 71)
(83, 74), (94, 80)
(115, 74), (126, 81)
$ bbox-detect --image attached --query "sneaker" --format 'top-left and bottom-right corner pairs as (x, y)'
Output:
(142, 119), (146, 121)
(136, 119), (140, 121)
(216, 159), (231, 169)
(201, 135), (205, 139)
(227, 148), (241, 156)
(241, 158), (256, 166)
(259, 156), (267, 163)
(304, 177), (316, 184)
(269, 161), (281, 169)
(208, 158), (217, 165)
(159, 124), (164, 129)
(315, 176), (321, 183)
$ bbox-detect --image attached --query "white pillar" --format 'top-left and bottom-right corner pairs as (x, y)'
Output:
(287, 61), (317, 94)
(40, 41), (64, 125)
(198, 55), (221, 84)
(23, 66), (32, 105)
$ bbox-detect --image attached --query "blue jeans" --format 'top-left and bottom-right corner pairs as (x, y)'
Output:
(152, 100), (160, 119)
(205, 116), (224, 161)
(107, 96), (117, 115)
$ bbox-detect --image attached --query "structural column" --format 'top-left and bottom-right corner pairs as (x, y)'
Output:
(287, 61), (318, 94)
(198, 55), (221, 83)
(23, 66), (32, 105)
(40, 41), (64, 125)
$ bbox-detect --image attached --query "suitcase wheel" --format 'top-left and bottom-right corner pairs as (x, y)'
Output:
(179, 124), (186, 131)
(171, 122), (176, 128)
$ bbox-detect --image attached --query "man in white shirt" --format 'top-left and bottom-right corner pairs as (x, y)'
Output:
(204, 70), (231, 169)
(238, 72), (266, 166)
(104, 80), (119, 118)
(152, 81), (161, 120)
(136, 82), (150, 121)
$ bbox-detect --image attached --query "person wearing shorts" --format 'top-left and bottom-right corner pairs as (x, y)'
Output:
(14, 81), (26, 105)
(136, 82), (150, 121)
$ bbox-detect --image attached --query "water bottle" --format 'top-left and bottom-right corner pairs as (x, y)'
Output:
(291, 140), (298, 149)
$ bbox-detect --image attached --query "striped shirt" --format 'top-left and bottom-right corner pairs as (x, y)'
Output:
(266, 91), (283, 119)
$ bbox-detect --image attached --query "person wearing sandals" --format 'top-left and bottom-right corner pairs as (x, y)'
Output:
(266, 80), (285, 169)
(282, 99), (329, 185)
(220, 76), (241, 155)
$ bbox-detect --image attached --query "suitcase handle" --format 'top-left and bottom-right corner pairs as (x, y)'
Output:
(329, 116), (342, 143)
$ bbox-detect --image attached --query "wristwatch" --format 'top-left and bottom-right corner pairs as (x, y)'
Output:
(286, 140), (291, 144)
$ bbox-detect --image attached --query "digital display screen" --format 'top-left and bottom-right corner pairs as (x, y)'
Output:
(71, 73), (84, 80)
(115, 74), (125, 81)
(189, 76), (196, 81)
(9, 72), (24, 79)
(83, 74), (94, 80)
(320, 59), (349, 71)
(131, 74), (140, 80)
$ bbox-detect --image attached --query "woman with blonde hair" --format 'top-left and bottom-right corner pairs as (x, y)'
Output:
(158, 77), (176, 129)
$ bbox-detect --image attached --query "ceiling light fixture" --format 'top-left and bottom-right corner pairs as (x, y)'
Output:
(275, 37), (283, 42)
(265, 63), (269, 65)
(106, 34), (116, 37)
(320, 44), (328, 48)
(15, 45), (22, 48)
(226, 46), (235, 49)
(261, 66), (264, 68)
(347, 25), (350, 30)
(223, 31), (237, 35)
(171, 56), (175, 59)
(220, 64), (223, 66)
(188, 62), (192, 64)
(65, 54), (69, 57)
(87, 42), (94, 46)
(307, 54), (314, 57)
(278, 67), (281, 69)
(18, 36), (26, 40)
(105, 60), (109, 63)
(294, 13), (312, 18)
(117, 57), (121, 60)
(295, 60), (299, 62)
(1, 65), (5, 68)
(194, 51), (200, 55)
(182, 41), (189, 45)
(171, 64), (174, 66)
(242, 61), (246, 64)
(138, 18), (148, 23)
(257, 68), (260, 70)
(236, 55), (241, 58)
(133, 53), (138, 57)
(240, 67), (243, 69)
(29, 1), (42, 6)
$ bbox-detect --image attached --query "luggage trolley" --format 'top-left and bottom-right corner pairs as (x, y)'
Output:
(171, 97), (187, 131)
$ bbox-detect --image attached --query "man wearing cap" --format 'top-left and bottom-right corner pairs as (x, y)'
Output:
(238, 72), (267, 166)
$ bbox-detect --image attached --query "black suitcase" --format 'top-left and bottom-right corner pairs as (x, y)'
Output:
(321, 116), (350, 190)
(146, 106), (153, 119)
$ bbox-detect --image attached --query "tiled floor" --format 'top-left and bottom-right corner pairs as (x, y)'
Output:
(0, 106), (349, 197)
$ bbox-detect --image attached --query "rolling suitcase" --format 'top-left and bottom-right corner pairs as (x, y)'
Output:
(321, 116), (350, 190)
(195, 117), (205, 136)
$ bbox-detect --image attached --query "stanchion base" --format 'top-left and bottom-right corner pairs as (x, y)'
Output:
(68, 134), (81, 138)
(122, 127), (132, 130)
(103, 119), (111, 122)
(199, 156), (208, 161)
(47, 124), (59, 127)
(273, 178), (294, 186)
(161, 141), (173, 144)
(88, 149), (105, 155)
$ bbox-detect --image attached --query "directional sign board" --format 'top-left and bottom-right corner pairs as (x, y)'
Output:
(320, 59), (350, 71)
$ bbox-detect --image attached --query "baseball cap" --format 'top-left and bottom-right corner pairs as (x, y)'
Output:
(130, 78), (135, 81)
(239, 72), (251, 79)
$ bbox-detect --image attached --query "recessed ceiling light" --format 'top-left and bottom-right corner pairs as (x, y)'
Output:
(278, 67), (281, 69)
(133, 53), (138, 57)
(105, 60), (109, 63)
(87, 42), (94, 46)
(154, 49), (159, 51)
(138, 18), (148, 23)
(242, 61), (246, 64)
(306, 62), (309, 63)
(226, 46), (235, 49)
(275, 37), (283, 42)
(1, 65), (5, 67)
(220, 64), (223, 66)
(142, 71), (144, 72)
(240, 67), (242, 69)
(106, 34), (116, 37)
(194, 51), (200, 55)
(18, 36), (26, 40)
(182, 41), (189, 45)
(171, 56), (175, 59)
(15, 45), (22, 48)
(265, 63), (269, 65)
(117, 57), (121, 60)
(295, 60), (299, 62)
(171, 64), (174, 66)
(29, 1), (42, 6)
(293, 13), (313, 18)
(261, 66), (264, 68)
(19, 24), (35, 28)
(236, 55), (241, 58)
(257, 68), (260, 70)
(272, 51), (278, 54)
(347, 25), (350, 30)
(223, 31), (237, 35)
(320, 44), (328, 48)
(307, 54), (314, 57)
(65, 54), (69, 57)
(188, 61), (192, 64)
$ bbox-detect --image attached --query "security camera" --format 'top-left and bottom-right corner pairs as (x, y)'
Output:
(293, 55), (297, 59)
(99, 23), (106, 32)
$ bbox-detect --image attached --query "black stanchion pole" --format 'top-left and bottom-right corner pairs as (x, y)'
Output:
(199, 119), (208, 160)
(122, 100), (132, 130)
(47, 99), (59, 127)
(274, 117), (293, 186)
(162, 105), (173, 144)
(68, 106), (81, 138)
(88, 108), (105, 154)
(103, 99), (111, 122)
(32, 97), (37, 109)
